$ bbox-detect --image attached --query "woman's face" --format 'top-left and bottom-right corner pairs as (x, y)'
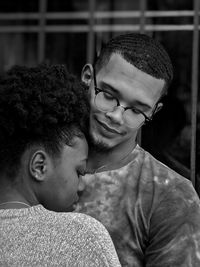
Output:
(42, 136), (88, 212)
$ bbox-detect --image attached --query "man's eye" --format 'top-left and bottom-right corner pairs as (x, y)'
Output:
(103, 91), (115, 100)
(131, 107), (142, 115)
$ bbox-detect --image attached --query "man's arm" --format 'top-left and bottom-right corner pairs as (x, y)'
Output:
(145, 179), (200, 267)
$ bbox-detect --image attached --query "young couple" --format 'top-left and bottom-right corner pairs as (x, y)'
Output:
(0, 33), (200, 267)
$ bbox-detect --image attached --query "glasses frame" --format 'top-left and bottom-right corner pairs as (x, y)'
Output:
(93, 67), (156, 124)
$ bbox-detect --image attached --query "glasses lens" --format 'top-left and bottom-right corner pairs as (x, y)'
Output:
(123, 109), (145, 128)
(95, 90), (146, 128)
(95, 91), (117, 112)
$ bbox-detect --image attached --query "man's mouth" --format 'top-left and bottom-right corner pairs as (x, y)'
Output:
(97, 119), (121, 135)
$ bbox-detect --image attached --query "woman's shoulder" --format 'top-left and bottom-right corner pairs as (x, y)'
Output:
(35, 206), (110, 238)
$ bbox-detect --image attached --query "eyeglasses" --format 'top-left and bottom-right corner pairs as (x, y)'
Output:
(93, 68), (155, 128)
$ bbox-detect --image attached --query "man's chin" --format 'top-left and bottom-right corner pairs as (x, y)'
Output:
(88, 133), (112, 153)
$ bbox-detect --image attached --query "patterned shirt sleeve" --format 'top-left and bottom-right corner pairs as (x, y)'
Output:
(143, 175), (200, 267)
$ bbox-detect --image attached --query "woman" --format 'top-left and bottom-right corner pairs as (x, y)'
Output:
(0, 64), (121, 266)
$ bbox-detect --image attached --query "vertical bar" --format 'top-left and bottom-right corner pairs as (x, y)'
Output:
(190, 0), (199, 188)
(140, 0), (146, 34)
(38, 0), (47, 63)
(137, 0), (147, 145)
(87, 0), (95, 63)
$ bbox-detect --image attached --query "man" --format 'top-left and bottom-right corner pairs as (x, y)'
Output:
(75, 33), (200, 266)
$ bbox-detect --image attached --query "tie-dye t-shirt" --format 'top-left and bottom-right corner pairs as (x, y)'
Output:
(75, 144), (200, 267)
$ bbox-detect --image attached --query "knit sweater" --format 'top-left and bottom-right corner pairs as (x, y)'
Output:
(0, 205), (121, 267)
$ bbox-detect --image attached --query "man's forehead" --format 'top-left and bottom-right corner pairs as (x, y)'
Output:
(96, 54), (165, 108)
(97, 53), (164, 87)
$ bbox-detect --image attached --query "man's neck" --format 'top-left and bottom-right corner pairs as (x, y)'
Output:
(87, 140), (137, 173)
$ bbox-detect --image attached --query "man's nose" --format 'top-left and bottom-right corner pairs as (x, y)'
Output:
(106, 106), (125, 125)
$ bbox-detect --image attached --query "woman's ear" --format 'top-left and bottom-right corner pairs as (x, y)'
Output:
(29, 150), (48, 182)
(81, 64), (93, 86)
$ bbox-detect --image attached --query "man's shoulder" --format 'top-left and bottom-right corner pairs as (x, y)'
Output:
(139, 145), (188, 180)
(84, 144), (193, 191)
(138, 146), (199, 200)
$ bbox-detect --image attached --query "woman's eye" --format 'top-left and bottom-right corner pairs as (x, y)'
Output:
(77, 171), (83, 178)
(77, 168), (86, 177)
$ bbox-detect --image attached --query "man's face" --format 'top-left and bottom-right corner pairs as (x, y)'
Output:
(86, 53), (165, 151)
(43, 136), (88, 212)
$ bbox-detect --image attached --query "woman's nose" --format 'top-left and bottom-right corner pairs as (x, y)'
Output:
(78, 175), (85, 192)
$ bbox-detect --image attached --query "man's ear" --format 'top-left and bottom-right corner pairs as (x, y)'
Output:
(81, 64), (93, 86)
(29, 150), (48, 182)
(154, 102), (163, 114)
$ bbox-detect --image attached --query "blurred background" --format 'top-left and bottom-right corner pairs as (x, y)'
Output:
(0, 0), (199, 195)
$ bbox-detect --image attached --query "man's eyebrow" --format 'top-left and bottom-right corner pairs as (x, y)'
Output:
(100, 81), (119, 94)
(132, 100), (153, 110)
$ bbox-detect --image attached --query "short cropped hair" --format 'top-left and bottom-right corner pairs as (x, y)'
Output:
(0, 64), (89, 179)
(95, 33), (173, 94)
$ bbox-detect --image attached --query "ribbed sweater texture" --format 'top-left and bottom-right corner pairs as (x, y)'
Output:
(0, 205), (121, 266)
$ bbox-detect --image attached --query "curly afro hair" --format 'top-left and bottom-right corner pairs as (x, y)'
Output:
(0, 64), (89, 178)
(95, 33), (173, 95)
